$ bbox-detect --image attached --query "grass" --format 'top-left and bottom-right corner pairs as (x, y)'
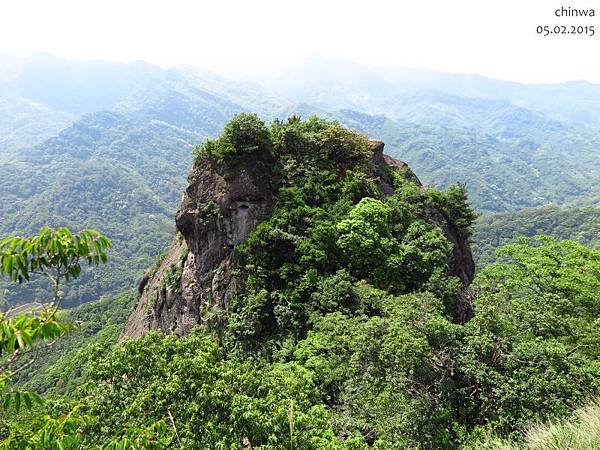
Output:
(473, 399), (600, 449)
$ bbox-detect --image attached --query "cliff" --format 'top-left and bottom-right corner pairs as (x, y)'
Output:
(122, 117), (475, 340)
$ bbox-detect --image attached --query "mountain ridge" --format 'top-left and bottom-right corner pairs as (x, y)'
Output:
(2, 53), (599, 307)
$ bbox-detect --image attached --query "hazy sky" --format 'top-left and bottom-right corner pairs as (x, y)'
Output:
(1, 0), (599, 83)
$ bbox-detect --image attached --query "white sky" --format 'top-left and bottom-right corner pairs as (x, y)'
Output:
(1, 0), (599, 83)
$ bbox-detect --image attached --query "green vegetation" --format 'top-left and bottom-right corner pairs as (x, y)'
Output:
(3, 55), (600, 313)
(336, 109), (600, 212)
(0, 87), (243, 308)
(13, 291), (136, 394)
(80, 332), (349, 449)
(221, 116), (468, 354)
(0, 227), (115, 448)
(196, 112), (271, 162)
(0, 111), (193, 308)
(472, 399), (600, 450)
(13, 233), (595, 448)
(1, 116), (599, 449)
(473, 201), (600, 266)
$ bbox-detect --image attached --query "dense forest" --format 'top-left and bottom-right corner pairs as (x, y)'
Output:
(1, 116), (599, 449)
(473, 200), (600, 266)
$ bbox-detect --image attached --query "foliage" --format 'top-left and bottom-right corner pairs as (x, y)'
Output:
(0, 227), (111, 401)
(226, 116), (464, 352)
(0, 226), (110, 284)
(1, 407), (172, 450)
(13, 291), (136, 394)
(12, 233), (599, 448)
(0, 227), (142, 449)
(470, 398), (600, 450)
(428, 183), (478, 238)
(195, 112), (271, 163)
(80, 330), (355, 449)
(0, 310), (71, 395)
(473, 201), (600, 266)
(291, 237), (600, 448)
(455, 237), (600, 435)
(2, 115), (598, 449)
(0, 227), (178, 449)
(0, 406), (89, 450)
(479, 235), (600, 315)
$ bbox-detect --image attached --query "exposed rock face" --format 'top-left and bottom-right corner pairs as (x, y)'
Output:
(121, 141), (475, 339)
(122, 149), (275, 339)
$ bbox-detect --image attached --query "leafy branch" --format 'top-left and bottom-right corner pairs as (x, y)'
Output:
(0, 227), (111, 410)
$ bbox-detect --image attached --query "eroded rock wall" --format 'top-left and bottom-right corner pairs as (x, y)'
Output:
(122, 150), (275, 339)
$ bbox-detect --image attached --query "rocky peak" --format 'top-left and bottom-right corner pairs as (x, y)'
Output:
(122, 128), (474, 340)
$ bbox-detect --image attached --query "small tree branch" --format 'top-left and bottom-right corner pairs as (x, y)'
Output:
(167, 409), (182, 447)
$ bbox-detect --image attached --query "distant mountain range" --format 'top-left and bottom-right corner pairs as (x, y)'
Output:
(1, 53), (599, 305)
(266, 56), (600, 125)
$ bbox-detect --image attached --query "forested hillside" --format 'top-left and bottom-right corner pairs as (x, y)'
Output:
(0, 58), (256, 306)
(335, 110), (599, 211)
(474, 200), (600, 265)
(1, 109), (203, 307)
(2, 54), (599, 309)
(1, 116), (598, 449)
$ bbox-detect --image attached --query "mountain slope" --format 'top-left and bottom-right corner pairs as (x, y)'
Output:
(0, 91), (246, 306)
(473, 200), (600, 266)
(378, 66), (600, 125)
(2, 54), (600, 307)
(0, 53), (282, 154)
(266, 58), (600, 125)
(315, 109), (599, 211)
(0, 95), (76, 156)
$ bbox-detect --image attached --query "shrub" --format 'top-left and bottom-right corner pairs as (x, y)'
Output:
(195, 113), (270, 163)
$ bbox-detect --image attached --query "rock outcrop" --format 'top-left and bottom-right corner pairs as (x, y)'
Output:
(121, 140), (475, 339)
